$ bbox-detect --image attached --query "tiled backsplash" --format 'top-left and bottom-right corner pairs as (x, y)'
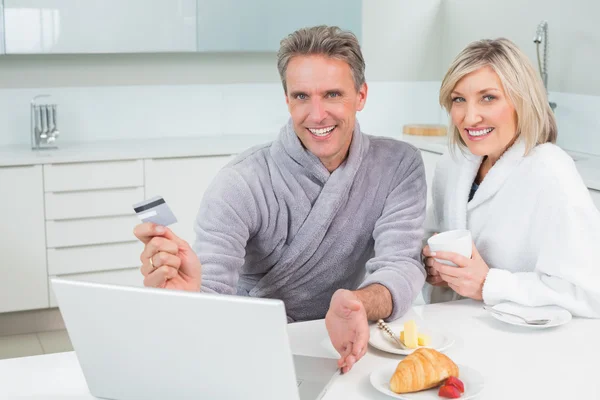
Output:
(0, 82), (598, 156)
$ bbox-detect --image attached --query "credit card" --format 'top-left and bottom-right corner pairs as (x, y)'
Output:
(132, 196), (178, 226)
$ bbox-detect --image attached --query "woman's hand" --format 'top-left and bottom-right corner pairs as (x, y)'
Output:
(422, 244), (448, 287)
(428, 242), (489, 300)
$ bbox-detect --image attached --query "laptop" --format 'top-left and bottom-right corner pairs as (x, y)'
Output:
(51, 278), (340, 400)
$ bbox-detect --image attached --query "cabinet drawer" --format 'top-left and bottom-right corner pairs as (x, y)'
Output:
(44, 160), (143, 192)
(47, 241), (143, 276)
(46, 215), (139, 248)
(45, 187), (144, 220)
(49, 267), (143, 308)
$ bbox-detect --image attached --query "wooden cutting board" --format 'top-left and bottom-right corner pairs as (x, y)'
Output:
(403, 124), (447, 136)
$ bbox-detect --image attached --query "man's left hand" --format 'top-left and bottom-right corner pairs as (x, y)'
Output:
(325, 289), (369, 374)
(428, 242), (489, 300)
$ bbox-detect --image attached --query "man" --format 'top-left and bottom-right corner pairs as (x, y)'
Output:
(134, 25), (426, 373)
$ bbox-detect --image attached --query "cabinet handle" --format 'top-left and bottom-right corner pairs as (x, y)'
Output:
(0, 164), (38, 169)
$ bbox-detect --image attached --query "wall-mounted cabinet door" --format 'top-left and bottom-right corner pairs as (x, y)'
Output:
(3, 0), (197, 54)
(196, 0), (362, 52)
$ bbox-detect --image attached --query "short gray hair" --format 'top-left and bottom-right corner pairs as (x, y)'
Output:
(277, 25), (365, 93)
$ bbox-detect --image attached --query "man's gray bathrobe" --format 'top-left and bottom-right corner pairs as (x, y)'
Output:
(194, 119), (426, 322)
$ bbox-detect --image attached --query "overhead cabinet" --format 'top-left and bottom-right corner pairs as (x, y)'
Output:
(3, 0), (197, 54)
(196, 0), (362, 52)
(1, 0), (361, 54)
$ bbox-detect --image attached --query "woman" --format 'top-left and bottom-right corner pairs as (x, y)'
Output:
(422, 38), (600, 317)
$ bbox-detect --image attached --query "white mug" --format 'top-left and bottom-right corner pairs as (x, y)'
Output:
(427, 229), (472, 267)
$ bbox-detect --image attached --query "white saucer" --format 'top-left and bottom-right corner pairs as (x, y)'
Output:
(370, 363), (485, 399)
(488, 302), (572, 329)
(368, 322), (454, 355)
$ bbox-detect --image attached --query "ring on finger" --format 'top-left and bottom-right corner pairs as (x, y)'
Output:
(149, 256), (155, 269)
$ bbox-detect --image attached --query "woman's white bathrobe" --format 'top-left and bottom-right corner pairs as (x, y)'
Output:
(424, 139), (600, 318)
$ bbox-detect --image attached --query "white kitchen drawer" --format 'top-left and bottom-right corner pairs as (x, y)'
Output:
(44, 160), (143, 192)
(47, 241), (143, 276)
(46, 215), (139, 248)
(45, 187), (144, 220)
(49, 267), (143, 308)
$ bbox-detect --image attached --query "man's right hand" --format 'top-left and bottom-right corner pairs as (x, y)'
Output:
(133, 223), (201, 291)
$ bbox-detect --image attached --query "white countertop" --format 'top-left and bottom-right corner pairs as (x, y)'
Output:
(0, 299), (597, 399)
(3, 134), (600, 191)
(0, 134), (446, 167)
(0, 134), (279, 167)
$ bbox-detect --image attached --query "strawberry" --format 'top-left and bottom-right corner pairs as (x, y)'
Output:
(445, 376), (465, 393)
(438, 384), (461, 399)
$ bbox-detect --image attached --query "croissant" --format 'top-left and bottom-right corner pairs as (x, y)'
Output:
(389, 348), (459, 394)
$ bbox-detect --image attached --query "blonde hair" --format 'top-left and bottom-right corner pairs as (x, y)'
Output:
(277, 25), (365, 94)
(439, 38), (557, 154)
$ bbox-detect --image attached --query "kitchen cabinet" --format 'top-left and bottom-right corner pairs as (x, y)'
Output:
(196, 0), (362, 52)
(44, 160), (143, 192)
(46, 215), (140, 248)
(3, 139), (600, 315)
(45, 187), (144, 220)
(144, 155), (235, 245)
(1, 0), (361, 54)
(41, 159), (146, 313)
(3, 0), (197, 54)
(47, 242), (143, 277)
(0, 166), (48, 313)
(0, 154), (236, 314)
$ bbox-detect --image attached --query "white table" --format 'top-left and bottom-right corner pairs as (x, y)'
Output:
(1, 299), (598, 399)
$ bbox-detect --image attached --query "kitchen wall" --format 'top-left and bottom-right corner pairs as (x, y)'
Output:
(441, 0), (600, 155)
(0, 81), (444, 146)
(0, 0), (598, 153)
(0, 0), (444, 89)
(0, 0), (446, 146)
(441, 0), (600, 96)
(362, 0), (444, 82)
(0, 53), (280, 88)
(3, 0), (596, 92)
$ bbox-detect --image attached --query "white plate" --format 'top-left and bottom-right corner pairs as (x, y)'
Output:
(370, 363), (485, 399)
(488, 302), (572, 329)
(369, 322), (454, 355)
